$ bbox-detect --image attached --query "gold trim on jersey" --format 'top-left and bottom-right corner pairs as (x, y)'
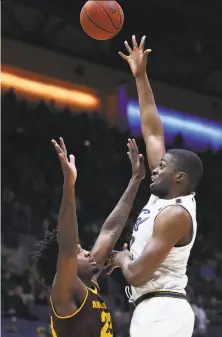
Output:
(50, 287), (89, 319)
(87, 284), (98, 295)
(91, 279), (100, 289)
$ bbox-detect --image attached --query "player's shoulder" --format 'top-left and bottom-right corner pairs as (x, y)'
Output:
(155, 204), (192, 234)
(49, 280), (103, 320)
(175, 193), (196, 204)
(159, 204), (191, 218)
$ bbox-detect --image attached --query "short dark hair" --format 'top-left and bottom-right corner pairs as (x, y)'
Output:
(32, 229), (58, 287)
(168, 149), (203, 191)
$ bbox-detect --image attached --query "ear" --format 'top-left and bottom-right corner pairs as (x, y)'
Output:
(176, 172), (185, 183)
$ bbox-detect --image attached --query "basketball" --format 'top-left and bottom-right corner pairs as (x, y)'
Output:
(80, 1), (124, 40)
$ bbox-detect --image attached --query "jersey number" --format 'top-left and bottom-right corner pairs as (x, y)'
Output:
(100, 311), (113, 337)
(50, 316), (57, 337)
(130, 235), (135, 248)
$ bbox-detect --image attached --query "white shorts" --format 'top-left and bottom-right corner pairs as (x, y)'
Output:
(130, 297), (194, 337)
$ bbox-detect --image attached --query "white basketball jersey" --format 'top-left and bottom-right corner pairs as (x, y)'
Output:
(130, 193), (197, 300)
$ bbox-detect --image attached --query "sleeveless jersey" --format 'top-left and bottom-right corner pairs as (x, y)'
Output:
(130, 193), (197, 300)
(50, 281), (113, 337)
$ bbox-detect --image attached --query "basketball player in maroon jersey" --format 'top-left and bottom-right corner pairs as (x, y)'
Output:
(33, 137), (145, 337)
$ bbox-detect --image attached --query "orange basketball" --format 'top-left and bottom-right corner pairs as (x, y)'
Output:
(80, 1), (124, 40)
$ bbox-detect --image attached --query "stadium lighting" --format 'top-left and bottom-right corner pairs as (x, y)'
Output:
(126, 101), (222, 151)
(1, 71), (100, 110)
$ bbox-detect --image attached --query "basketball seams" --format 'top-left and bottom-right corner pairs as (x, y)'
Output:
(82, 8), (116, 36)
(114, 0), (124, 29)
(119, 5), (123, 29)
(94, 0), (121, 30)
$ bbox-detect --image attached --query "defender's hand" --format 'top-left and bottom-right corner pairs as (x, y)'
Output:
(127, 138), (146, 181)
(106, 244), (131, 275)
(119, 35), (151, 78)
(52, 138), (77, 186)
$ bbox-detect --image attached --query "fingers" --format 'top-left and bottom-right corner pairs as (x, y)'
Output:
(59, 137), (67, 156)
(58, 152), (68, 168)
(120, 35), (151, 59)
(127, 138), (138, 158)
(52, 139), (74, 165)
(139, 154), (144, 167)
(124, 40), (132, 54)
(51, 139), (62, 154)
(123, 243), (128, 250)
(132, 35), (138, 49)
(132, 138), (138, 152)
(59, 152), (66, 161)
(51, 139), (58, 147)
(127, 140), (134, 161)
(118, 51), (128, 61)
(51, 139), (66, 159)
(143, 49), (152, 60)
(139, 35), (146, 51)
(127, 138), (133, 151)
(69, 154), (75, 165)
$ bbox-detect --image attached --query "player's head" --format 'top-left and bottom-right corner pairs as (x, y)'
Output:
(77, 243), (99, 280)
(150, 149), (203, 198)
(32, 229), (98, 287)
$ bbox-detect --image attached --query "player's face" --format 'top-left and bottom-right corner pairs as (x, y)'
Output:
(77, 245), (98, 280)
(150, 153), (178, 198)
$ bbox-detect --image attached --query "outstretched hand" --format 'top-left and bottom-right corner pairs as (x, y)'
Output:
(127, 138), (146, 181)
(104, 244), (131, 275)
(119, 35), (151, 78)
(51, 137), (77, 186)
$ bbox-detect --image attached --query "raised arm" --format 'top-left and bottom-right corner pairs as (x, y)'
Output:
(119, 35), (166, 170)
(51, 139), (85, 310)
(91, 139), (145, 268)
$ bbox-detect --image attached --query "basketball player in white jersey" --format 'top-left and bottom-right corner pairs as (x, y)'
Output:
(109, 36), (203, 337)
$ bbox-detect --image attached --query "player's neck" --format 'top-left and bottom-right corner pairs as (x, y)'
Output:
(165, 190), (190, 199)
(82, 277), (93, 287)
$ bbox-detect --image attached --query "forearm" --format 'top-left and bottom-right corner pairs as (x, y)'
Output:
(101, 176), (141, 236)
(120, 257), (138, 286)
(135, 73), (164, 137)
(57, 184), (78, 251)
(120, 258), (147, 287)
(91, 177), (141, 267)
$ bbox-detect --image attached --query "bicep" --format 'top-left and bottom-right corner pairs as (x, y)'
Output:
(143, 134), (166, 171)
(133, 235), (174, 285)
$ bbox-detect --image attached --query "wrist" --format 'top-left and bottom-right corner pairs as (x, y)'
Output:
(135, 73), (147, 81)
(130, 176), (142, 184)
(63, 182), (75, 191)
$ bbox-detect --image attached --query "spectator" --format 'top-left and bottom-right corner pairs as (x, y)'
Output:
(192, 295), (208, 336)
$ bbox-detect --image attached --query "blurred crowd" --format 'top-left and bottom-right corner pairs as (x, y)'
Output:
(2, 91), (222, 337)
